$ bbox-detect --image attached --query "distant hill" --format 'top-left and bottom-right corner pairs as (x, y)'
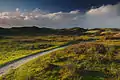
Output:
(0, 26), (119, 36)
(0, 26), (87, 36)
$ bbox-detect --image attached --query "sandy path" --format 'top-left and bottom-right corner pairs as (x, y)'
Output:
(0, 46), (67, 76)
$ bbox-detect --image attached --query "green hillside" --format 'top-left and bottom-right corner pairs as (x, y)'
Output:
(1, 40), (120, 80)
(0, 27), (120, 80)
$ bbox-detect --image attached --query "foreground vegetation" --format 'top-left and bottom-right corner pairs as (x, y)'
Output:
(0, 40), (120, 80)
(0, 27), (120, 80)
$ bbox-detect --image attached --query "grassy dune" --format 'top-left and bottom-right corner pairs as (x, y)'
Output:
(1, 40), (120, 80)
(0, 28), (120, 80)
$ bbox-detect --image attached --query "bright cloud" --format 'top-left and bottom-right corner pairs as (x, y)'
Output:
(85, 3), (120, 28)
(0, 3), (120, 28)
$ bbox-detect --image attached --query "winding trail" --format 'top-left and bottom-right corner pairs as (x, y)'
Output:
(0, 40), (96, 76)
(0, 45), (68, 76)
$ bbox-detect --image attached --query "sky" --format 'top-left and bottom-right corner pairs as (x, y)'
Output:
(0, 0), (120, 28)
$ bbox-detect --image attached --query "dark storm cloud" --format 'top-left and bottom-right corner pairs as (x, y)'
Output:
(0, 0), (119, 12)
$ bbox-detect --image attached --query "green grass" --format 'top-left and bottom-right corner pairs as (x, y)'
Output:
(0, 28), (120, 80)
(1, 40), (120, 80)
(0, 35), (76, 66)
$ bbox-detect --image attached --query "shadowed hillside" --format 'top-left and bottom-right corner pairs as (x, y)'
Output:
(0, 26), (87, 36)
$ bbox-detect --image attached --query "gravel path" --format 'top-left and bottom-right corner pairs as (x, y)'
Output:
(0, 40), (96, 76)
(0, 46), (68, 76)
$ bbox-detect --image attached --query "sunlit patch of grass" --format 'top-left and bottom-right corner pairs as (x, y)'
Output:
(0, 35), (74, 66)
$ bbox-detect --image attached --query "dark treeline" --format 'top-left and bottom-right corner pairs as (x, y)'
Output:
(0, 26), (87, 36)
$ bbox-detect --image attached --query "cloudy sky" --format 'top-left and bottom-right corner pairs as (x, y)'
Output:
(0, 0), (120, 28)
